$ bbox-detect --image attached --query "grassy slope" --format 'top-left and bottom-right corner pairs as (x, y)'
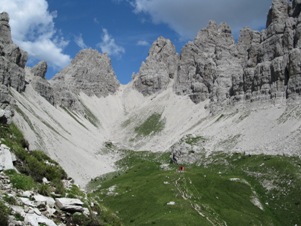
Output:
(88, 151), (301, 226)
(134, 113), (165, 136)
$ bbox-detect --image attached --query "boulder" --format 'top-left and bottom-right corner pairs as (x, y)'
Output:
(55, 198), (84, 212)
(25, 213), (57, 226)
(0, 144), (15, 171)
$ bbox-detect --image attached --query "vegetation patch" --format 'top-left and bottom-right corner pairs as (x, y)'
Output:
(1, 124), (67, 194)
(88, 151), (301, 226)
(184, 135), (206, 145)
(134, 113), (165, 136)
(5, 170), (36, 190)
(0, 200), (9, 226)
(0, 123), (122, 225)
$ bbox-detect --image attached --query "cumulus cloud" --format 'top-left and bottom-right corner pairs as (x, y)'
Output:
(74, 34), (88, 49)
(131, 0), (271, 39)
(0, 0), (71, 68)
(137, 40), (150, 46)
(97, 28), (125, 57)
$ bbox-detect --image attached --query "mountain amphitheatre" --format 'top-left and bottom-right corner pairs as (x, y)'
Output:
(1, 0), (301, 225)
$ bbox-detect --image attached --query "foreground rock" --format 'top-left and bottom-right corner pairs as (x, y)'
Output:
(0, 170), (92, 226)
(0, 143), (16, 171)
(55, 198), (84, 213)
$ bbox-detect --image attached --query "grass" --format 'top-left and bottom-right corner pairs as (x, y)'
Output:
(88, 151), (301, 226)
(4, 169), (36, 190)
(134, 113), (165, 136)
(0, 124), (67, 194)
(184, 135), (206, 145)
(0, 200), (9, 226)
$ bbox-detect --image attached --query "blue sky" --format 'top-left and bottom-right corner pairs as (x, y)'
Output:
(0, 0), (272, 84)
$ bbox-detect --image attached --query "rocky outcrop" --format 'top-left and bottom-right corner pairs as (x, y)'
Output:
(175, 21), (243, 104)
(0, 84), (13, 124)
(0, 12), (12, 45)
(50, 49), (120, 110)
(0, 143), (16, 171)
(133, 37), (178, 95)
(31, 61), (47, 78)
(170, 134), (206, 164)
(0, 12), (27, 124)
(29, 61), (55, 105)
(170, 0), (301, 106)
(55, 198), (84, 213)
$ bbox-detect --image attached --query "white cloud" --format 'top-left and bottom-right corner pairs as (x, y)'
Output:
(137, 40), (149, 46)
(131, 0), (271, 39)
(74, 34), (88, 49)
(0, 0), (71, 69)
(97, 28), (125, 57)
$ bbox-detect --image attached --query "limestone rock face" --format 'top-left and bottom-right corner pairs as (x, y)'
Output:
(51, 49), (120, 109)
(0, 12), (12, 45)
(0, 12), (27, 92)
(133, 37), (178, 95)
(171, 0), (301, 106)
(29, 62), (55, 105)
(31, 61), (47, 78)
(0, 12), (27, 124)
(175, 21), (243, 104)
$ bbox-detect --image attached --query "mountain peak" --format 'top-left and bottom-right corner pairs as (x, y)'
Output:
(133, 36), (178, 95)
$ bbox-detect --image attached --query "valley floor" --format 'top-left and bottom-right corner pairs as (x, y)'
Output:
(88, 151), (301, 226)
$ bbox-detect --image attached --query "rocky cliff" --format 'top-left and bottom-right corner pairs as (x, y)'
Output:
(0, 12), (27, 124)
(133, 36), (178, 95)
(133, 0), (301, 109)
